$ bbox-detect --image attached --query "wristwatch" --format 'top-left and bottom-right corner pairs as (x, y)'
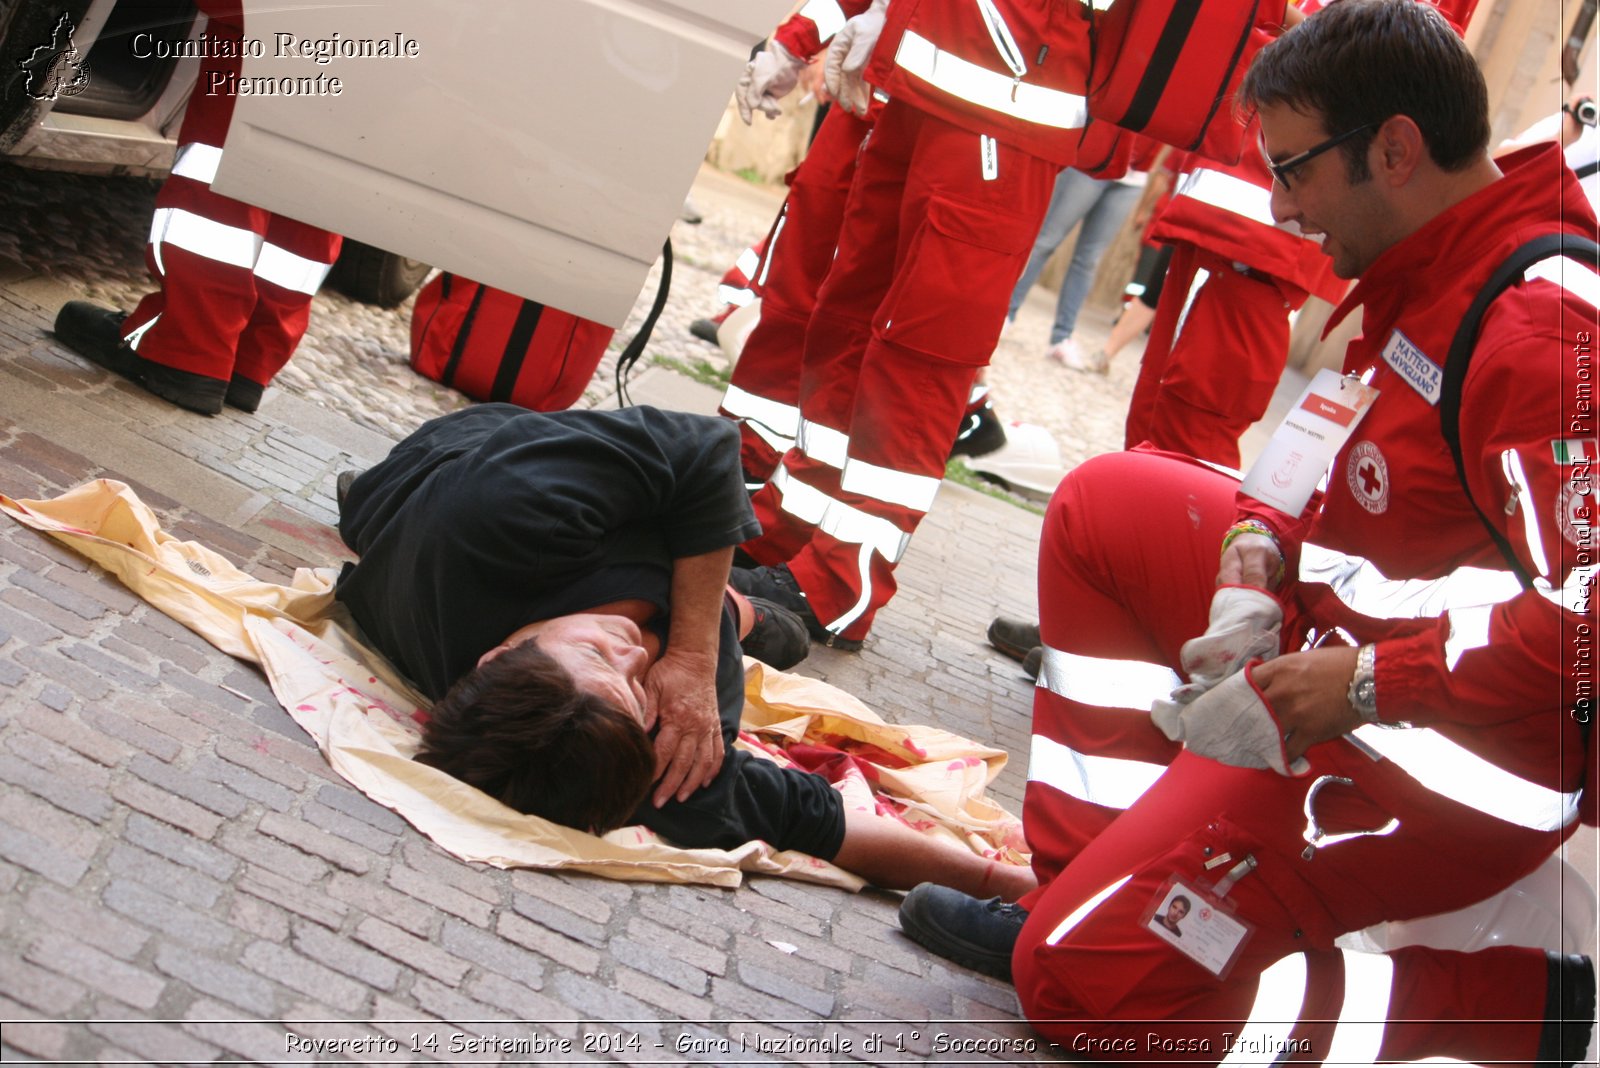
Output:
(1347, 644), (1378, 723)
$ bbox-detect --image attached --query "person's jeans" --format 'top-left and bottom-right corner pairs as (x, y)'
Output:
(1007, 169), (1143, 345)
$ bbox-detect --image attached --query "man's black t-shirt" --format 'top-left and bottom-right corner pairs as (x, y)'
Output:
(334, 404), (846, 857)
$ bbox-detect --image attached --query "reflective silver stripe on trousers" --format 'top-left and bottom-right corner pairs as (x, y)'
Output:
(1219, 953), (1308, 1066)
(1298, 542), (1526, 619)
(822, 542), (876, 634)
(718, 246), (763, 306)
(170, 142), (223, 184)
(1036, 646), (1182, 710)
(797, 418), (849, 469)
(123, 314), (159, 351)
(1350, 724), (1580, 831)
(799, 0), (847, 41)
(1044, 874), (1131, 946)
(841, 457), (942, 512)
(722, 384), (800, 439)
(254, 242), (333, 296)
(771, 464), (911, 562)
(148, 206), (262, 275)
(894, 31), (1088, 129)
(1174, 168), (1276, 227)
(735, 246), (762, 279)
(1029, 735), (1165, 810)
(1321, 950), (1393, 1065)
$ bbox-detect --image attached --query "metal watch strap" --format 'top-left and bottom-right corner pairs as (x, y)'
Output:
(1347, 643), (1378, 723)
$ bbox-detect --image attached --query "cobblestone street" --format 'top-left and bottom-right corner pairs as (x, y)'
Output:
(2, 145), (1594, 1066)
(0, 157), (1077, 1063)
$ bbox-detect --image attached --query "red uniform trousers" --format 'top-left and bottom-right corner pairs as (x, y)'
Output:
(122, 0), (340, 388)
(1122, 244), (1302, 470)
(1014, 449), (1564, 1064)
(719, 106), (872, 483)
(742, 99), (1055, 640)
(710, 238), (768, 325)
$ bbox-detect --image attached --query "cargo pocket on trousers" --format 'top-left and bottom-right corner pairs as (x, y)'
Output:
(873, 195), (1034, 362)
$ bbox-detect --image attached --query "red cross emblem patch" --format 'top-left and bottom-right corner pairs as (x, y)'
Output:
(1346, 441), (1390, 514)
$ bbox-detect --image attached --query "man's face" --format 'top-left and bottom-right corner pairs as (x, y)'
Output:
(488, 614), (653, 725)
(1258, 103), (1389, 279)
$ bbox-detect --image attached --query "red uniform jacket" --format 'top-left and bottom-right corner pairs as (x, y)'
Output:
(1252, 144), (1596, 803)
(865, 0), (1093, 165)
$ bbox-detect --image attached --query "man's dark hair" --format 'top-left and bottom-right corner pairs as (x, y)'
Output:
(1240, 0), (1489, 180)
(416, 640), (656, 834)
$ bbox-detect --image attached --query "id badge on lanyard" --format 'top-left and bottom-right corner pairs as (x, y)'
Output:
(1143, 854), (1257, 979)
(1239, 368), (1381, 516)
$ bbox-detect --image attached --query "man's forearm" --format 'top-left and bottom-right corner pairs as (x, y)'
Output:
(666, 547), (736, 656)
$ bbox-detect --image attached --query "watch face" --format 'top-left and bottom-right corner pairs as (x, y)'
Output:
(1356, 679), (1377, 705)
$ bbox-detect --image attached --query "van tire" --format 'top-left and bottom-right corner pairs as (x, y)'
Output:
(327, 240), (431, 307)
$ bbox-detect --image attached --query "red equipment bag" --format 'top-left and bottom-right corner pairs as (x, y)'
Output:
(1087, 0), (1265, 164)
(409, 273), (614, 411)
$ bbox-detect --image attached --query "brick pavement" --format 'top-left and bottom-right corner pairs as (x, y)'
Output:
(4, 157), (1593, 1065)
(0, 220), (1058, 1062)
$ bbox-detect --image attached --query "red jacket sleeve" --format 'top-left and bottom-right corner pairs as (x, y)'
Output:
(772, 0), (874, 60)
(1374, 282), (1594, 729)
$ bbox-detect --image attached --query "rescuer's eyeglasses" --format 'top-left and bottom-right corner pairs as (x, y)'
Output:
(1261, 122), (1376, 190)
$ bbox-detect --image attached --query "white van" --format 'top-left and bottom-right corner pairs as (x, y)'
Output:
(0, 0), (782, 321)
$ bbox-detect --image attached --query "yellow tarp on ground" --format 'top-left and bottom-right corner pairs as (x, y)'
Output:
(3, 480), (1026, 889)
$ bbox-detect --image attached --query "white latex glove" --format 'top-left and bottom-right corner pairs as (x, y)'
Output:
(1176, 586), (1283, 698)
(736, 40), (804, 124)
(825, 0), (889, 118)
(1152, 666), (1310, 777)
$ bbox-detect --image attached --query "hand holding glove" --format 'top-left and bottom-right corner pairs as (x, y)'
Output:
(1152, 663), (1309, 777)
(1177, 585), (1282, 697)
(825, 0), (889, 118)
(736, 40), (805, 124)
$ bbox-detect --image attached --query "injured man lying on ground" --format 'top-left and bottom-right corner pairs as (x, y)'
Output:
(332, 403), (1034, 900)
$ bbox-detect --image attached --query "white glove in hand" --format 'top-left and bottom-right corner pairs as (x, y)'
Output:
(736, 40), (804, 124)
(1152, 667), (1309, 777)
(1179, 586), (1282, 694)
(825, 0), (889, 118)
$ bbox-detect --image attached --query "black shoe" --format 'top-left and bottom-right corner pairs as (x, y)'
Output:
(1021, 646), (1043, 680)
(949, 404), (1007, 460)
(1540, 952), (1596, 1067)
(54, 301), (226, 416)
(898, 883), (1028, 982)
(740, 596), (810, 670)
(689, 318), (720, 344)
(225, 375), (264, 412)
(728, 563), (864, 651)
(335, 470), (361, 512)
(987, 616), (1041, 662)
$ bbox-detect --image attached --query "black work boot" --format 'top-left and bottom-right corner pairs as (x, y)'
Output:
(949, 403), (1007, 460)
(987, 616), (1041, 661)
(899, 883), (1028, 982)
(55, 301), (226, 415)
(739, 596), (810, 671)
(729, 563), (863, 651)
(225, 375), (265, 412)
(1539, 952), (1596, 1067)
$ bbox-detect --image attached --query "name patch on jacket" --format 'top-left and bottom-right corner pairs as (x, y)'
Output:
(1380, 330), (1441, 405)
